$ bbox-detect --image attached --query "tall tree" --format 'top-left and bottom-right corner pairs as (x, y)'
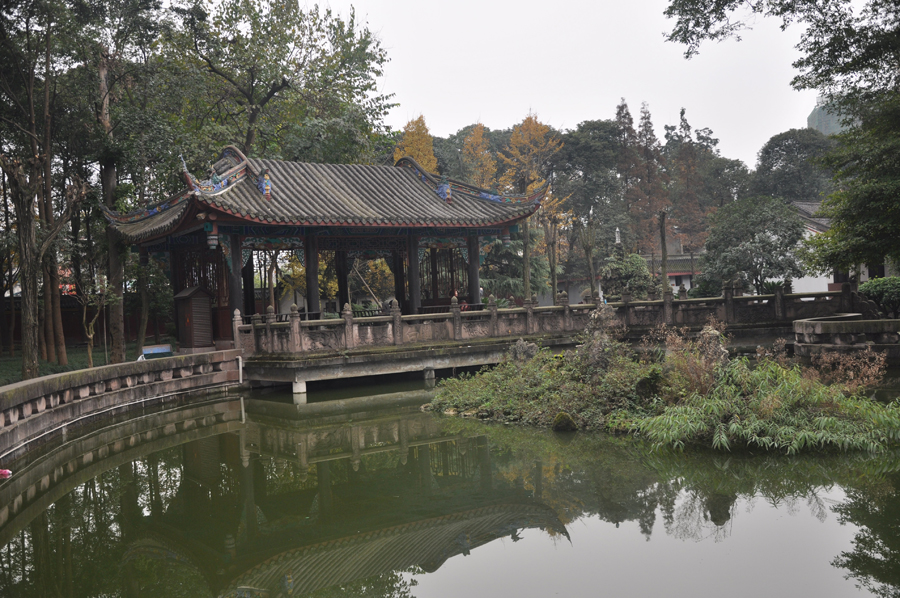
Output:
(702, 195), (805, 293)
(67, 0), (167, 364)
(663, 0), (900, 270)
(553, 119), (624, 297)
(170, 0), (390, 159)
(461, 123), (497, 189)
(0, 0), (82, 376)
(751, 128), (835, 203)
(664, 108), (717, 255)
(392, 115), (438, 172)
(631, 104), (669, 253)
(499, 114), (562, 299)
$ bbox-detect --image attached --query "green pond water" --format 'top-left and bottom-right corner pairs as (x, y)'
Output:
(2, 382), (900, 598)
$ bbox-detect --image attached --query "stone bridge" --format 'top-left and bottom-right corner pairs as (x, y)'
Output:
(237, 285), (873, 397)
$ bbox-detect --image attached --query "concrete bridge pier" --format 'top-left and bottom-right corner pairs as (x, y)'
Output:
(424, 367), (435, 389)
(293, 374), (308, 404)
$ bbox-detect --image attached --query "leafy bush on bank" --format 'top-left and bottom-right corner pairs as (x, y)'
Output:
(432, 308), (900, 453)
(859, 276), (900, 317)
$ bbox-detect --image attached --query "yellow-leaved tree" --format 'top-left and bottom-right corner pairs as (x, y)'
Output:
(393, 115), (438, 173)
(462, 123), (497, 189)
(499, 114), (562, 299)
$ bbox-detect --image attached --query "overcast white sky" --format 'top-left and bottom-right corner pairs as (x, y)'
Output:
(323, 0), (818, 169)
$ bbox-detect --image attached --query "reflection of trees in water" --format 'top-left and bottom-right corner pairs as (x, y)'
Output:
(305, 568), (421, 598)
(639, 450), (859, 542)
(443, 418), (900, 545)
(832, 472), (900, 597)
(0, 448), (196, 598)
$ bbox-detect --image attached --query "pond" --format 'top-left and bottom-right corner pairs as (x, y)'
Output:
(1, 385), (898, 598)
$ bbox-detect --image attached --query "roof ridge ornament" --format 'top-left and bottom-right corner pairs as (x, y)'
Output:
(437, 175), (452, 204)
(257, 167), (272, 200)
(180, 154), (197, 193)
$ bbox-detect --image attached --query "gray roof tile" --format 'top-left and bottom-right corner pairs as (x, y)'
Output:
(107, 147), (541, 243)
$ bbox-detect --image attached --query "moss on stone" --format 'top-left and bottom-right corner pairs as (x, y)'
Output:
(551, 412), (577, 432)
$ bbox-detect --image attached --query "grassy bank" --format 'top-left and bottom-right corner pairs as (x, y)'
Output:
(0, 338), (175, 387)
(433, 308), (900, 453)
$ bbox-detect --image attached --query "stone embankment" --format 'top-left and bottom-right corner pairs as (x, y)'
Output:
(0, 350), (242, 460)
(795, 314), (900, 362)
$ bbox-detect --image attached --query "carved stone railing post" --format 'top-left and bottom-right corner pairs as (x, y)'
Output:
(621, 291), (632, 327)
(663, 288), (674, 325)
(391, 300), (403, 345)
(488, 295), (498, 337)
(450, 296), (462, 339)
(524, 295), (535, 334)
(289, 304), (302, 352)
(774, 285), (785, 320)
(677, 284), (688, 300)
(251, 313), (263, 352)
(559, 291), (571, 331)
(265, 306), (275, 352)
(723, 282), (735, 324)
(342, 303), (356, 350)
(232, 309), (243, 351)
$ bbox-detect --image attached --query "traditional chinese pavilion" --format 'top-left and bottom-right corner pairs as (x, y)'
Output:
(104, 146), (544, 346)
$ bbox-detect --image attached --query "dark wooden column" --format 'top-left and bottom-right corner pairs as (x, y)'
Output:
(467, 235), (480, 304)
(392, 250), (406, 313)
(407, 235), (421, 314)
(304, 233), (320, 315)
(241, 249), (255, 316)
(430, 249), (439, 300)
(336, 250), (350, 309)
(228, 234), (243, 319)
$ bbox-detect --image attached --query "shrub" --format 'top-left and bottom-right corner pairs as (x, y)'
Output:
(632, 358), (900, 454)
(433, 309), (900, 454)
(686, 273), (722, 299)
(859, 277), (900, 317)
(600, 253), (655, 300)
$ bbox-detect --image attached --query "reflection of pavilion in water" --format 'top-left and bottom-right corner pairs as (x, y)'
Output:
(127, 404), (567, 597)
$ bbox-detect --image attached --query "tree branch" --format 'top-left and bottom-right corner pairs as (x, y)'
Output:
(39, 177), (86, 260)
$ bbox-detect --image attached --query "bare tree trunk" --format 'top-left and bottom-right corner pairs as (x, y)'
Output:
(39, 283), (49, 362)
(3, 172), (14, 357)
(42, 268), (56, 362)
(50, 259), (66, 365)
(543, 218), (558, 303)
(42, 24), (67, 367)
(135, 250), (149, 356)
(579, 221), (597, 300)
(522, 216), (531, 300)
(659, 210), (668, 289)
(99, 48), (125, 364)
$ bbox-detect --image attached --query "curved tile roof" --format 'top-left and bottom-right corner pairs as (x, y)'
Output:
(106, 147), (543, 243)
(222, 503), (565, 597)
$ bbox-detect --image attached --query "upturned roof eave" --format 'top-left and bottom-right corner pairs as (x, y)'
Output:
(107, 147), (542, 244)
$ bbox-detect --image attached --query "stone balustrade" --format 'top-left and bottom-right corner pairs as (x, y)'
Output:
(235, 284), (873, 357)
(0, 349), (242, 460)
(234, 294), (596, 357)
(794, 314), (900, 361)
